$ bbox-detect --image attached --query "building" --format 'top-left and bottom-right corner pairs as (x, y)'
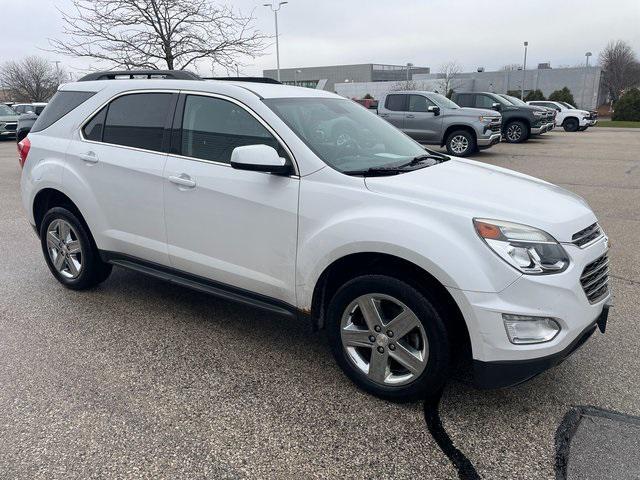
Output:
(263, 63), (430, 92)
(335, 66), (606, 110)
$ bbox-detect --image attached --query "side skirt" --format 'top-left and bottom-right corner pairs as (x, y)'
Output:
(100, 250), (303, 321)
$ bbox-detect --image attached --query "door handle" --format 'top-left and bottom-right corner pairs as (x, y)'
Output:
(79, 152), (98, 163)
(169, 174), (196, 189)
(379, 113), (389, 117)
(406, 114), (415, 118)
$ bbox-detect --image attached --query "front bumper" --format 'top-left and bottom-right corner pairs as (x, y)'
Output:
(0, 130), (16, 138)
(477, 132), (501, 148)
(447, 234), (610, 388)
(473, 302), (609, 388)
(531, 124), (548, 135)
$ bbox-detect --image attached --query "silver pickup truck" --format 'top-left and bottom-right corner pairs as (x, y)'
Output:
(377, 91), (502, 156)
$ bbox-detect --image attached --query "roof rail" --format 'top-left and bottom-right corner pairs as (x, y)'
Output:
(78, 70), (201, 82)
(203, 76), (282, 85)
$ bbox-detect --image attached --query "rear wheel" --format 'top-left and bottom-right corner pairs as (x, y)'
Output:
(504, 120), (529, 143)
(40, 207), (112, 290)
(563, 118), (579, 132)
(327, 275), (450, 402)
(445, 129), (476, 157)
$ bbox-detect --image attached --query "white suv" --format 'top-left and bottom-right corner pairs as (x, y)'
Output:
(19, 71), (611, 401)
(528, 101), (597, 132)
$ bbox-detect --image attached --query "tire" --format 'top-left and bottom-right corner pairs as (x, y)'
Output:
(327, 275), (450, 402)
(40, 207), (112, 290)
(445, 129), (477, 157)
(578, 126), (588, 131)
(563, 118), (579, 132)
(504, 120), (529, 143)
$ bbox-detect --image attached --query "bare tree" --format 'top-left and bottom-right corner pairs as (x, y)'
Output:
(0, 56), (64, 102)
(391, 80), (420, 91)
(48, 0), (268, 71)
(438, 61), (462, 95)
(599, 40), (640, 102)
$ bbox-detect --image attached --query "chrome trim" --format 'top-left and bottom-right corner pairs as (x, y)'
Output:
(78, 88), (300, 176)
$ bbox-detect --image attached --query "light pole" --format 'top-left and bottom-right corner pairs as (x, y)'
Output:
(521, 41), (528, 99)
(52, 60), (62, 84)
(581, 51), (592, 109)
(406, 62), (413, 83)
(263, 1), (288, 82)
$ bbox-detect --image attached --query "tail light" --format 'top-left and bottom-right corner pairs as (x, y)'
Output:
(17, 137), (31, 169)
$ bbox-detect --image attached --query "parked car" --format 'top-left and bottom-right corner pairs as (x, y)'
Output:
(16, 112), (38, 142)
(377, 91), (501, 156)
(452, 91), (549, 143)
(0, 103), (19, 140)
(528, 100), (597, 132)
(498, 94), (556, 131)
(12, 102), (48, 116)
(19, 70), (611, 401)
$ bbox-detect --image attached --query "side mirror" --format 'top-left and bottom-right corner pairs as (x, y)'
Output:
(230, 144), (292, 175)
(427, 105), (441, 116)
(491, 102), (502, 112)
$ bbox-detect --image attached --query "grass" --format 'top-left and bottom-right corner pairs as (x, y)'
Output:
(596, 120), (640, 128)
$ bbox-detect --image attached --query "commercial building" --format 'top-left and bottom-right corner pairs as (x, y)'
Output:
(263, 63), (430, 92)
(335, 66), (606, 110)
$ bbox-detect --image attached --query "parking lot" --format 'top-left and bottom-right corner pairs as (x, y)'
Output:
(1, 127), (639, 479)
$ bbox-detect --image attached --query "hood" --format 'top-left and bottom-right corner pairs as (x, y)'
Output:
(0, 115), (19, 122)
(364, 158), (596, 242)
(455, 107), (500, 118)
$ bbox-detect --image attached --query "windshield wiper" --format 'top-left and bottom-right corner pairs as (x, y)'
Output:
(343, 166), (407, 177)
(343, 151), (449, 177)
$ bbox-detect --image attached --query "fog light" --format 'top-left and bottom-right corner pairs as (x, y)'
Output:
(502, 314), (561, 344)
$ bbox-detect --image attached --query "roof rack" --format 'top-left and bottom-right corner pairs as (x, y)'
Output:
(78, 70), (201, 82)
(203, 76), (282, 85)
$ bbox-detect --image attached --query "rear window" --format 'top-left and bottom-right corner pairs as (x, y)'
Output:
(31, 91), (96, 133)
(385, 94), (407, 111)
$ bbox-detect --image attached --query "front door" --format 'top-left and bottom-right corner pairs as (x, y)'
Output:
(163, 94), (299, 305)
(403, 94), (442, 143)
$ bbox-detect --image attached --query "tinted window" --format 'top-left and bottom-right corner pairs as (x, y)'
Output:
(35, 105), (46, 115)
(408, 95), (435, 112)
(475, 95), (495, 109)
(455, 94), (473, 107)
(181, 95), (283, 164)
(103, 93), (174, 152)
(31, 91), (96, 133)
(385, 94), (407, 111)
(83, 106), (107, 142)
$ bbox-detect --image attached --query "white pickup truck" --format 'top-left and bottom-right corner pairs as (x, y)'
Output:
(528, 101), (597, 132)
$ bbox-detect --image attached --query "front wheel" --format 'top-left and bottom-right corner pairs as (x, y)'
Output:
(563, 118), (579, 132)
(40, 207), (112, 290)
(445, 130), (477, 157)
(504, 120), (529, 143)
(327, 275), (450, 402)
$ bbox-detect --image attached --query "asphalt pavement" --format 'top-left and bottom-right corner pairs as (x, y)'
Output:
(0, 126), (639, 479)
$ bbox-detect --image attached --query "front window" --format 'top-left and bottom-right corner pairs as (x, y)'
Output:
(559, 102), (576, 109)
(264, 97), (436, 174)
(428, 93), (460, 109)
(501, 95), (527, 106)
(0, 104), (17, 116)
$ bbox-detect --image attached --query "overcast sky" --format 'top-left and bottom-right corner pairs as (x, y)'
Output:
(1, 0), (639, 77)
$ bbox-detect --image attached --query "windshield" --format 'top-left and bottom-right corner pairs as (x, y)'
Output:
(428, 93), (459, 109)
(0, 104), (17, 116)
(264, 97), (438, 173)
(502, 94), (527, 106)
(560, 102), (576, 109)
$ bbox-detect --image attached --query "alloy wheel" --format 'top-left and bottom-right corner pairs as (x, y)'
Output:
(46, 219), (83, 279)
(506, 124), (522, 142)
(340, 293), (429, 386)
(450, 135), (469, 154)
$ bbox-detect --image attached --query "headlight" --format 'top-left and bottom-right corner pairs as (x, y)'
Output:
(533, 111), (545, 117)
(479, 115), (492, 123)
(473, 218), (570, 274)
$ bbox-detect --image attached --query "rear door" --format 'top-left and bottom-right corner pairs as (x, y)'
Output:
(66, 91), (177, 265)
(403, 94), (442, 143)
(379, 94), (407, 129)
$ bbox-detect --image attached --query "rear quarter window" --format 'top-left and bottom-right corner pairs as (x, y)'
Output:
(31, 91), (96, 133)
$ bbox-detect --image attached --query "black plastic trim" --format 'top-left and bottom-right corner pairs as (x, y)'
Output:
(79, 70), (201, 82)
(203, 76), (282, 84)
(473, 304), (609, 389)
(100, 251), (302, 320)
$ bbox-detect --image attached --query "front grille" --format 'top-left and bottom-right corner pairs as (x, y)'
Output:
(489, 123), (501, 132)
(3, 123), (17, 131)
(580, 254), (609, 303)
(572, 223), (603, 247)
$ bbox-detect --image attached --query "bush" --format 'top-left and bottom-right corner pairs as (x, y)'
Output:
(612, 88), (640, 121)
(549, 87), (576, 106)
(525, 89), (545, 101)
(363, 93), (373, 100)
